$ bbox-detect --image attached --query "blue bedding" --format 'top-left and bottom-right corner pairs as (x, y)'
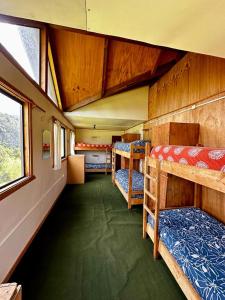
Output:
(85, 163), (112, 169)
(114, 140), (146, 153)
(148, 208), (225, 300)
(115, 169), (144, 199)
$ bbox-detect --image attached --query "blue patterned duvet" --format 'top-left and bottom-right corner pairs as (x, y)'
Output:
(85, 163), (112, 169)
(148, 208), (225, 300)
(115, 169), (144, 198)
(114, 140), (146, 153)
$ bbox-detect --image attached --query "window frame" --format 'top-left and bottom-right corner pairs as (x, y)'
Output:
(61, 126), (66, 160)
(0, 14), (44, 86)
(0, 14), (66, 115)
(47, 41), (62, 109)
(0, 79), (35, 201)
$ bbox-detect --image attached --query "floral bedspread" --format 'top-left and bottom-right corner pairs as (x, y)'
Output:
(115, 169), (144, 199)
(148, 208), (225, 300)
(151, 145), (225, 172)
(114, 140), (146, 153)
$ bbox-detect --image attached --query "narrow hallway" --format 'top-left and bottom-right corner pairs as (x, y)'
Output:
(10, 175), (185, 300)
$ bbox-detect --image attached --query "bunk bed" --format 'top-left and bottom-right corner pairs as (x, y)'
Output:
(112, 140), (148, 209)
(75, 143), (112, 174)
(143, 144), (225, 300)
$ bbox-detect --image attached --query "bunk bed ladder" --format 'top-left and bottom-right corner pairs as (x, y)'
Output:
(105, 149), (111, 175)
(143, 143), (161, 259)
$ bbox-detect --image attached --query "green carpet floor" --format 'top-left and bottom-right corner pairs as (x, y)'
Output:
(10, 174), (185, 300)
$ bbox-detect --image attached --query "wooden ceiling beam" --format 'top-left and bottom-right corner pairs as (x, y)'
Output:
(101, 38), (109, 98)
(104, 70), (153, 98)
(65, 93), (102, 112)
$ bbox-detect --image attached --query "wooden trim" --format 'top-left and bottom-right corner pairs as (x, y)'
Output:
(48, 41), (63, 110)
(146, 224), (201, 300)
(0, 176), (35, 202)
(3, 185), (65, 283)
(160, 160), (225, 193)
(0, 44), (75, 129)
(113, 148), (145, 159)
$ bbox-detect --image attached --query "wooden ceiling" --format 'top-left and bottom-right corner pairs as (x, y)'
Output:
(49, 28), (184, 111)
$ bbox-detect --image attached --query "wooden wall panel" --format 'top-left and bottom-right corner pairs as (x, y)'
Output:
(146, 52), (225, 222)
(106, 40), (160, 90)
(50, 29), (105, 110)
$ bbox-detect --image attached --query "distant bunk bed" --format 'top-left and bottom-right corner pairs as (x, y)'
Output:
(112, 140), (148, 209)
(143, 144), (225, 300)
(75, 143), (112, 174)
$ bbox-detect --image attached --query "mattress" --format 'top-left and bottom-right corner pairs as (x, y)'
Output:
(148, 208), (225, 300)
(76, 143), (112, 150)
(85, 163), (112, 169)
(114, 140), (146, 153)
(151, 145), (225, 172)
(115, 169), (144, 199)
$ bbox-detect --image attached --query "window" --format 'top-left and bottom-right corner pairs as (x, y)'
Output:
(47, 62), (58, 105)
(70, 131), (75, 155)
(0, 90), (24, 188)
(61, 127), (66, 159)
(0, 21), (40, 83)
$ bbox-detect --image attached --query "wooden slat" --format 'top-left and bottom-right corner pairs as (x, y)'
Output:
(161, 160), (225, 194)
(145, 173), (157, 182)
(113, 148), (145, 159)
(145, 189), (157, 202)
(144, 204), (155, 219)
(114, 179), (128, 202)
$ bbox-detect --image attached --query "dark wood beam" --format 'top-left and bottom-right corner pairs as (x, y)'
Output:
(104, 70), (153, 98)
(101, 38), (109, 97)
(65, 93), (102, 112)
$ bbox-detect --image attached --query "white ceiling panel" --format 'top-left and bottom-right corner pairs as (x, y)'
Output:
(86, 0), (225, 58)
(0, 0), (86, 29)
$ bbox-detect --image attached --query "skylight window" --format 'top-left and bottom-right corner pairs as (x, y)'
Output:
(0, 22), (40, 83)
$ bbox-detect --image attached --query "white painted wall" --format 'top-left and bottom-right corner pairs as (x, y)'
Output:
(75, 129), (123, 144)
(125, 123), (144, 138)
(0, 51), (74, 282)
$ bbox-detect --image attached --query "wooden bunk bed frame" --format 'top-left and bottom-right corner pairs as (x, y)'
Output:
(112, 143), (146, 209)
(75, 145), (112, 174)
(143, 143), (225, 300)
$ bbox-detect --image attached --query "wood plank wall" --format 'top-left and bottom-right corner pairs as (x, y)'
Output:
(144, 53), (225, 222)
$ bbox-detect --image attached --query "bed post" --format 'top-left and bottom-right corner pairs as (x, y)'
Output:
(143, 143), (150, 239)
(153, 159), (161, 259)
(194, 183), (202, 209)
(128, 144), (134, 209)
(112, 148), (116, 185)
